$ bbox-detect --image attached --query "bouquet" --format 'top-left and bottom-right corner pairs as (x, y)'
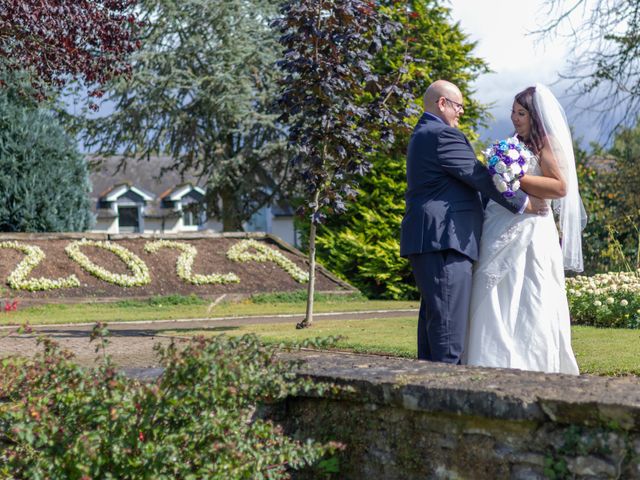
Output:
(483, 137), (533, 198)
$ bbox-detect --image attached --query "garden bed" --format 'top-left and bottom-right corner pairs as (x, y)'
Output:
(0, 232), (352, 304)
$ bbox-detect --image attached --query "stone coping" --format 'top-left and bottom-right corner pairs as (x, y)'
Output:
(0, 231), (277, 241)
(286, 351), (640, 430)
(122, 350), (640, 431)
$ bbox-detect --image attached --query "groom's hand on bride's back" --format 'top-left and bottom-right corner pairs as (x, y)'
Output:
(524, 195), (549, 216)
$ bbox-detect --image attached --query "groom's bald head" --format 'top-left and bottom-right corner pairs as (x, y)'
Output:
(423, 80), (464, 128)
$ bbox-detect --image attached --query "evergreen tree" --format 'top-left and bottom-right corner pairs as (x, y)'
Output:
(0, 93), (93, 232)
(80, 0), (287, 231)
(308, 0), (491, 299)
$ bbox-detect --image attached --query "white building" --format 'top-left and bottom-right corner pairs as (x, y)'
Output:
(89, 156), (298, 246)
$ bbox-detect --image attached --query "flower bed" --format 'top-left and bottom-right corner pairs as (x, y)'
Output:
(145, 240), (240, 285)
(0, 236), (345, 300)
(567, 269), (640, 328)
(0, 241), (80, 291)
(227, 239), (309, 283)
(65, 239), (151, 287)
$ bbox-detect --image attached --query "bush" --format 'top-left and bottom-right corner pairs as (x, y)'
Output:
(0, 92), (93, 232)
(0, 326), (343, 479)
(567, 270), (640, 328)
(300, 151), (419, 301)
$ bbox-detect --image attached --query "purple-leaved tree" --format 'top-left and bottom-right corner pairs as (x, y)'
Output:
(0, 0), (141, 105)
(274, 0), (417, 328)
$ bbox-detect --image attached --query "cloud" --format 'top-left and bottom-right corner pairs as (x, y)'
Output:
(449, 0), (612, 149)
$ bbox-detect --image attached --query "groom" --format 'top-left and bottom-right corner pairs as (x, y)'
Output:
(400, 80), (546, 364)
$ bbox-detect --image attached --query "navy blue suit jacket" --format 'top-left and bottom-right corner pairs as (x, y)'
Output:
(400, 113), (528, 261)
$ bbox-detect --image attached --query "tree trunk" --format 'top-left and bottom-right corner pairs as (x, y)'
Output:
(636, 230), (640, 270)
(297, 192), (320, 329)
(220, 187), (244, 232)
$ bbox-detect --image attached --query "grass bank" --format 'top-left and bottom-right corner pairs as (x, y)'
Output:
(0, 292), (418, 326)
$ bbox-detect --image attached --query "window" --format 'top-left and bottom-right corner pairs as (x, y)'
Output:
(182, 207), (205, 226)
(118, 206), (140, 232)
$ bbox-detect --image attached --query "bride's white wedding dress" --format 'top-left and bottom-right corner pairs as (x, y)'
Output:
(463, 157), (579, 375)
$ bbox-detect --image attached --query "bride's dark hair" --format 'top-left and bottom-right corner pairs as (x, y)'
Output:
(514, 86), (545, 155)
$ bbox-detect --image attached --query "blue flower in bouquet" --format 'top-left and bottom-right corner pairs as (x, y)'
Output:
(482, 136), (533, 198)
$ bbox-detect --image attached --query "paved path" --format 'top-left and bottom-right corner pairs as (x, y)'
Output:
(0, 309), (417, 368)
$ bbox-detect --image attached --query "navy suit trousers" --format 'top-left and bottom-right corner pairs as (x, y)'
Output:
(409, 250), (472, 364)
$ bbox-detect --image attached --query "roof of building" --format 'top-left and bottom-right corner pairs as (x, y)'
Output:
(88, 155), (293, 221)
(89, 155), (206, 203)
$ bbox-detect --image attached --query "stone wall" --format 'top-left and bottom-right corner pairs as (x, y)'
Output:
(266, 351), (640, 479)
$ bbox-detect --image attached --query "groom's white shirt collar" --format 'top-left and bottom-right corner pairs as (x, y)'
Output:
(424, 112), (444, 124)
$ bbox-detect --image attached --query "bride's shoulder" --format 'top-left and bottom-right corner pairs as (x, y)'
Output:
(537, 135), (569, 174)
(539, 134), (554, 150)
(540, 134), (566, 154)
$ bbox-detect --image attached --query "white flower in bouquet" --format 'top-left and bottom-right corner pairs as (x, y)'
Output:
(510, 163), (522, 176)
(507, 149), (520, 160)
(492, 174), (508, 192)
(494, 161), (507, 174)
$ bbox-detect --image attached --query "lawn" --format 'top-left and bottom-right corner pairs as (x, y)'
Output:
(169, 317), (640, 376)
(3, 292), (638, 376)
(0, 292), (419, 326)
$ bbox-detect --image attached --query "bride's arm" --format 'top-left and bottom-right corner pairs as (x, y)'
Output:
(519, 136), (567, 199)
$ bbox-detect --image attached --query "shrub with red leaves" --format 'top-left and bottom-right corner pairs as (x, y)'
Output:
(0, 0), (141, 104)
(3, 299), (18, 312)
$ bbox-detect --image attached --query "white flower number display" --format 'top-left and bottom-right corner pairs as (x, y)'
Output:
(145, 240), (240, 285)
(226, 239), (309, 283)
(0, 239), (310, 290)
(65, 239), (151, 287)
(0, 241), (81, 291)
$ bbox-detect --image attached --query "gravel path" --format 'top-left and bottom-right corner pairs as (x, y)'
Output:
(0, 309), (417, 368)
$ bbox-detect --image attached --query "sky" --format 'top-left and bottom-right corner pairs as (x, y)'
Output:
(448, 0), (604, 149)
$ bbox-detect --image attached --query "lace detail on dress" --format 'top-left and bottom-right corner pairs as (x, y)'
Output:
(483, 223), (523, 289)
(485, 273), (500, 290)
(496, 223), (521, 248)
(529, 155), (541, 176)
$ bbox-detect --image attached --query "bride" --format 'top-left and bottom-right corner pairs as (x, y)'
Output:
(463, 84), (586, 375)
